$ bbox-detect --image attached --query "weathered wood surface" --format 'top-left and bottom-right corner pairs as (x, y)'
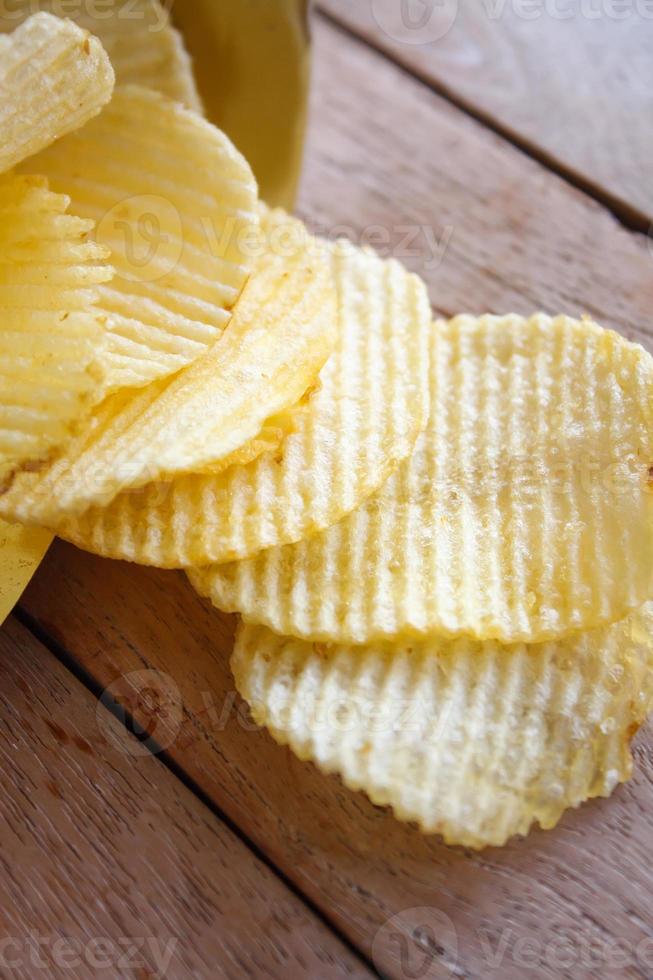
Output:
(21, 543), (653, 980)
(321, 0), (653, 226)
(0, 616), (371, 979)
(9, 12), (653, 980)
(299, 21), (653, 352)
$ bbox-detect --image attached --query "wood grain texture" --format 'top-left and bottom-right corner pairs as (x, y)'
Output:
(14, 14), (653, 980)
(0, 616), (371, 980)
(299, 21), (653, 351)
(20, 544), (653, 980)
(321, 0), (653, 225)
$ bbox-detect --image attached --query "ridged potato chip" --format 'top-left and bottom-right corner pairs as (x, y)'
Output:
(0, 12), (114, 174)
(145, 206), (313, 481)
(0, 174), (110, 479)
(165, 205), (317, 479)
(232, 607), (653, 849)
(1, 222), (336, 521)
(38, 241), (432, 567)
(18, 84), (259, 392)
(0, 0), (201, 111)
(197, 404), (308, 476)
(196, 314), (653, 645)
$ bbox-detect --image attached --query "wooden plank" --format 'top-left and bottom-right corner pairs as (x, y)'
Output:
(21, 544), (653, 980)
(17, 16), (653, 980)
(0, 616), (372, 980)
(299, 23), (653, 350)
(320, 0), (653, 225)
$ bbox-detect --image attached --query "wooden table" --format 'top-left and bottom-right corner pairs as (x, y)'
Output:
(3, 5), (653, 977)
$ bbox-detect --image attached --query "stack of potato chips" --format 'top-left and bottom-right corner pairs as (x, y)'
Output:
(3, 4), (653, 848)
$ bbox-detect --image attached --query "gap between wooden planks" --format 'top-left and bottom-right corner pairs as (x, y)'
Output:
(0, 617), (371, 980)
(19, 547), (653, 980)
(15, 14), (653, 980)
(320, 0), (653, 230)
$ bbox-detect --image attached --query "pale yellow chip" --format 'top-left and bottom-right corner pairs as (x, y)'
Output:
(198, 397), (314, 477)
(195, 314), (653, 644)
(233, 607), (653, 849)
(17, 84), (259, 392)
(37, 241), (432, 567)
(0, 219), (337, 522)
(154, 208), (318, 479)
(0, 1), (201, 111)
(0, 12), (114, 174)
(0, 520), (52, 624)
(0, 174), (111, 479)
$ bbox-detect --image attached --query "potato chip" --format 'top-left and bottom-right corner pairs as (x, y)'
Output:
(18, 85), (259, 391)
(146, 206), (318, 478)
(124, 205), (315, 482)
(195, 314), (653, 644)
(0, 174), (110, 479)
(0, 520), (52, 625)
(0, 1), (201, 111)
(198, 399), (314, 476)
(232, 606), (653, 848)
(1, 224), (336, 521)
(36, 241), (432, 567)
(0, 12), (114, 174)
